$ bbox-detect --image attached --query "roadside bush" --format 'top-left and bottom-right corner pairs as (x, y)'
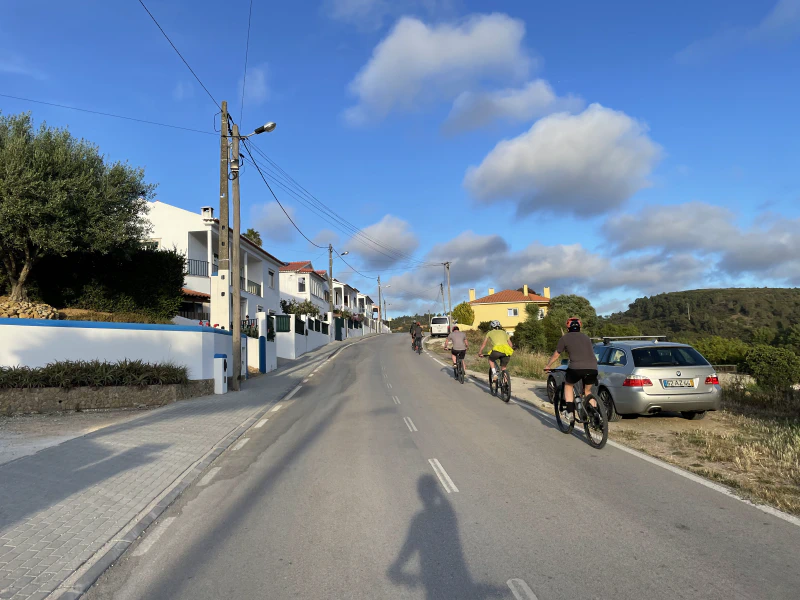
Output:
(692, 336), (749, 366)
(0, 360), (189, 389)
(477, 321), (491, 333)
(62, 310), (174, 324)
(743, 345), (800, 391)
(452, 302), (474, 326)
(513, 317), (547, 352)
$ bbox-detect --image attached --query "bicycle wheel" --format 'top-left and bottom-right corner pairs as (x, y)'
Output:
(554, 388), (575, 434)
(583, 393), (608, 449)
(488, 367), (498, 396)
(458, 360), (465, 384)
(500, 371), (511, 403)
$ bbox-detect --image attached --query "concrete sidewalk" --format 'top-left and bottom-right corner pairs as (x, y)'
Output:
(0, 336), (378, 600)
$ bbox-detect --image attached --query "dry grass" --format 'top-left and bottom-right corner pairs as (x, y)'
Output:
(427, 333), (549, 380)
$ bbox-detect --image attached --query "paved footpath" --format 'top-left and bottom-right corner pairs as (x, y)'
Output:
(0, 336), (375, 600)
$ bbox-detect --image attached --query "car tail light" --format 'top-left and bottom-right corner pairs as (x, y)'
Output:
(705, 376), (720, 385)
(623, 376), (653, 387)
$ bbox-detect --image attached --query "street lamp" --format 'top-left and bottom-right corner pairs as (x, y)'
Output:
(228, 117), (276, 392)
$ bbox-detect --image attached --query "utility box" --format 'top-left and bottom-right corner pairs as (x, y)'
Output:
(214, 353), (228, 394)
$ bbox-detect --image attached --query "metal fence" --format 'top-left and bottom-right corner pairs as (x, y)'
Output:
(275, 315), (291, 332)
(179, 311), (209, 321)
(186, 259), (209, 277)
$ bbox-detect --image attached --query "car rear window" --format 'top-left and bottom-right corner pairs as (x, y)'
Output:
(431, 318), (448, 325)
(632, 346), (710, 368)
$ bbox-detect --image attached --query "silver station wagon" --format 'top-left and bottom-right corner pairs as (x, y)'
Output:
(546, 336), (721, 421)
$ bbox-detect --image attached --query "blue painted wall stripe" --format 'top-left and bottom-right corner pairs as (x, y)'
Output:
(0, 318), (233, 335)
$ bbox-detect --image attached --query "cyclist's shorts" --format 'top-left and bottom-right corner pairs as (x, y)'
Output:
(565, 368), (598, 386)
(488, 350), (510, 367)
(451, 349), (466, 360)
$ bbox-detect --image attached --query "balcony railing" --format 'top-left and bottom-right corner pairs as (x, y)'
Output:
(187, 259), (209, 277)
(179, 310), (209, 321)
(241, 278), (262, 296)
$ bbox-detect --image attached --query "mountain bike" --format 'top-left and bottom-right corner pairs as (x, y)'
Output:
(414, 336), (422, 355)
(481, 355), (511, 403)
(548, 374), (608, 449)
(452, 352), (466, 384)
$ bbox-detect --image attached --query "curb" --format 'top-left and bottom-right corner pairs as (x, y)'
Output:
(49, 334), (381, 600)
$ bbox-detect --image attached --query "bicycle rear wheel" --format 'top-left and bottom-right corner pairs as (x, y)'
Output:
(500, 371), (511, 403)
(583, 394), (608, 449)
(458, 360), (465, 384)
(554, 388), (575, 434)
(488, 367), (497, 396)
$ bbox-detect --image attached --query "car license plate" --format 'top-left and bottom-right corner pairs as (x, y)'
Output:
(663, 379), (694, 388)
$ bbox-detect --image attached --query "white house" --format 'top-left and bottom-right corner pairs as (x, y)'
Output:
(356, 292), (375, 318)
(332, 279), (359, 314)
(146, 201), (283, 321)
(278, 261), (330, 316)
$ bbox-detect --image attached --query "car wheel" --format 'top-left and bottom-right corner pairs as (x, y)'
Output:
(599, 388), (620, 422)
(546, 376), (557, 404)
(682, 411), (707, 420)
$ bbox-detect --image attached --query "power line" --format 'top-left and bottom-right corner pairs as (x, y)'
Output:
(334, 249), (376, 281)
(0, 93), (216, 135)
(239, 0), (254, 125)
(136, 0), (219, 109)
(241, 139), (325, 248)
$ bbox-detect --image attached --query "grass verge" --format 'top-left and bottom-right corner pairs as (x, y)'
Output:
(427, 333), (549, 380)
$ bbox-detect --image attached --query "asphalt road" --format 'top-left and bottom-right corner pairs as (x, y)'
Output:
(85, 335), (800, 600)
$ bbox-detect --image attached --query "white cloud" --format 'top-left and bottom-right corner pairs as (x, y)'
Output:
(676, 0), (800, 63)
(349, 215), (419, 268)
(240, 65), (269, 106)
(253, 202), (297, 243)
(443, 80), (584, 134)
(0, 53), (45, 79)
(344, 13), (531, 124)
(312, 229), (341, 249)
(172, 81), (194, 101)
(327, 0), (457, 30)
(464, 103), (662, 216)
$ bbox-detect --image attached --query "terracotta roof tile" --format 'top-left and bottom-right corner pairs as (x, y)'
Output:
(470, 290), (549, 304)
(279, 261), (314, 272)
(182, 287), (211, 300)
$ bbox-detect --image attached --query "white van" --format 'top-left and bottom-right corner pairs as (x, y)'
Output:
(430, 316), (451, 338)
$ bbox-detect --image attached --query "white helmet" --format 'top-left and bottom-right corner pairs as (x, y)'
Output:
(490, 320), (502, 329)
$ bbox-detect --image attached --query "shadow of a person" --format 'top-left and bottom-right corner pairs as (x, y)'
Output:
(387, 475), (508, 599)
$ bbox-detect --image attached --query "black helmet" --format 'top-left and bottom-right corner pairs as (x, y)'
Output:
(566, 317), (582, 332)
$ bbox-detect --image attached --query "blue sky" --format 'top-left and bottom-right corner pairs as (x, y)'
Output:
(2, 0), (799, 315)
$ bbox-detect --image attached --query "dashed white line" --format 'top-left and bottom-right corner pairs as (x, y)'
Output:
(392, 396), (400, 405)
(132, 517), (175, 556)
(254, 418), (269, 429)
(403, 417), (418, 432)
(198, 467), (221, 487)
(270, 403), (284, 412)
(308, 373), (314, 377)
(232, 438), (250, 451)
(507, 579), (538, 600)
(284, 385), (302, 401)
(429, 459), (459, 493)
(387, 383), (392, 389)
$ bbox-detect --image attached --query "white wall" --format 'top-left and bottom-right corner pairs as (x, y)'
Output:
(147, 201), (206, 256)
(1, 319), (233, 381)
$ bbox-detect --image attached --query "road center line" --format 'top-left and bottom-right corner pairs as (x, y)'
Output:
(428, 459), (459, 493)
(387, 383), (392, 389)
(198, 467), (221, 487)
(404, 417), (418, 432)
(254, 418), (269, 429)
(392, 396), (400, 405)
(507, 579), (538, 600)
(284, 385), (302, 401)
(132, 517), (175, 557)
(232, 438), (250, 451)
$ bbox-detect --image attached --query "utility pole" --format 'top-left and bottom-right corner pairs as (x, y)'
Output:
(444, 262), (452, 318)
(377, 276), (382, 334)
(440, 283), (446, 315)
(384, 299), (388, 324)
(212, 101), (231, 331)
(230, 123), (242, 391)
(328, 244), (334, 319)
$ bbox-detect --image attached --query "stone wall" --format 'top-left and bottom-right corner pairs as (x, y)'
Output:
(0, 380), (214, 416)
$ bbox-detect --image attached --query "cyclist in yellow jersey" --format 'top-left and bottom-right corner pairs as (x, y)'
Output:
(478, 320), (513, 381)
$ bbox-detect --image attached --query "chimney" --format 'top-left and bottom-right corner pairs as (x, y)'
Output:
(469, 288), (476, 302)
(488, 288), (495, 295)
(523, 284), (529, 297)
(543, 286), (551, 299)
(201, 206), (214, 220)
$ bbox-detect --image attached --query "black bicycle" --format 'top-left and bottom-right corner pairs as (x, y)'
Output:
(549, 375), (608, 449)
(413, 336), (422, 355)
(453, 353), (465, 384)
(482, 355), (511, 403)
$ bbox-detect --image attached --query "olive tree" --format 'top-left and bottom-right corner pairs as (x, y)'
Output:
(0, 112), (155, 301)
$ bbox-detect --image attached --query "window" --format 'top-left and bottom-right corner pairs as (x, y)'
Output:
(298, 276), (306, 293)
(268, 270), (275, 289)
(257, 305), (264, 313)
(508, 308), (519, 317)
(632, 346), (710, 368)
(142, 239), (160, 251)
(431, 317), (448, 325)
(538, 308), (545, 320)
(594, 346), (610, 364)
(606, 348), (628, 366)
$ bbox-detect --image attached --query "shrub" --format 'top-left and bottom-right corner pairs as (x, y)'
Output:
(62, 310), (174, 324)
(0, 359), (189, 389)
(452, 302), (474, 326)
(513, 317), (547, 352)
(743, 345), (800, 391)
(477, 321), (492, 333)
(691, 336), (749, 366)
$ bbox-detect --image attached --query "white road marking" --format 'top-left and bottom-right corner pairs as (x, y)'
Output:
(232, 438), (250, 451)
(387, 383), (392, 389)
(404, 417), (418, 432)
(285, 385), (303, 401)
(270, 403), (284, 412)
(198, 467), (221, 487)
(132, 517), (175, 556)
(507, 579), (538, 600)
(392, 396), (400, 405)
(308, 373), (314, 377)
(254, 418), (269, 429)
(429, 459), (459, 493)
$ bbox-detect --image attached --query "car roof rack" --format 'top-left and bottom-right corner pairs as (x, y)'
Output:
(601, 335), (667, 345)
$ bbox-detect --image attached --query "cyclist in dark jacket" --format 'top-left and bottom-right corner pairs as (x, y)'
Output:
(411, 322), (423, 351)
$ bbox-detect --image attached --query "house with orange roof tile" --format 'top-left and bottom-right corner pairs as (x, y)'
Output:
(279, 261), (330, 315)
(463, 285), (551, 334)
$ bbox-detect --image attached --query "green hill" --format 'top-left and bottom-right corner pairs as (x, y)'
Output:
(605, 288), (800, 343)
